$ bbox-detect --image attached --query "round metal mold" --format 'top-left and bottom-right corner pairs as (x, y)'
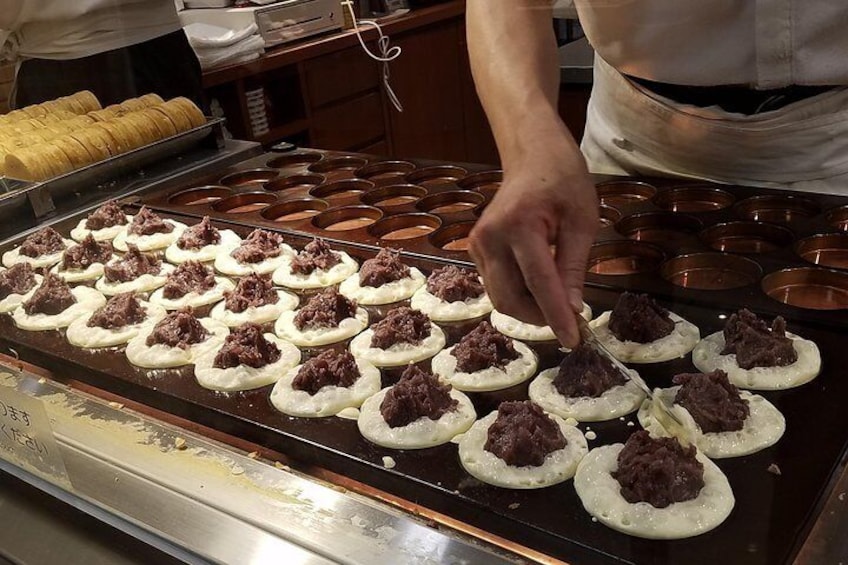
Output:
(308, 156), (368, 174)
(312, 205), (383, 232)
(825, 205), (848, 232)
(309, 179), (375, 200)
(263, 174), (325, 193)
(219, 168), (279, 189)
(616, 211), (702, 244)
(168, 186), (233, 206)
(261, 198), (330, 222)
(762, 267), (848, 310)
(700, 221), (794, 254)
(368, 213), (442, 241)
(212, 192), (277, 214)
(405, 165), (468, 187)
(661, 252), (762, 290)
(457, 170), (503, 194)
(416, 190), (486, 215)
(266, 152), (324, 169)
(587, 240), (665, 275)
(596, 180), (657, 206)
(361, 184), (427, 208)
(734, 195), (820, 223)
(429, 222), (475, 252)
(795, 233), (848, 270)
(599, 205), (623, 228)
(653, 186), (735, 213)
(355, 160), (416, 182)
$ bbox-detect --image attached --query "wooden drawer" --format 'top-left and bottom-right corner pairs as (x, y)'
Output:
(304, 47), (379, 109)
(311, 91), (384, 150)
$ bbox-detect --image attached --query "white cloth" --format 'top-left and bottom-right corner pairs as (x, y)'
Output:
(1, 0), (181, 61)
(573, 1), (848, 88)
(581, 55), (848, 194)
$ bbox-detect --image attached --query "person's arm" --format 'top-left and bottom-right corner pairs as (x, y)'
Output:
(466, 0), (598, 348)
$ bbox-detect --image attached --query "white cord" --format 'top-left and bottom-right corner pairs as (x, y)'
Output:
(342, 0), (404, 113)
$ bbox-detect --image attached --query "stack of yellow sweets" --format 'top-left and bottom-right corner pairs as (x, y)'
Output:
(0, 90), (206, 181)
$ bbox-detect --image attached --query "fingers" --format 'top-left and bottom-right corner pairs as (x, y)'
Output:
(555, 215), (596, 317)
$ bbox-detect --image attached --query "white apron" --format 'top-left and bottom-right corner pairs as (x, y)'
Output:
(581, 56), (848, 195)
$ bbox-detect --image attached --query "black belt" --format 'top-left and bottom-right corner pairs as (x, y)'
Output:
(627, 75), (837, 115)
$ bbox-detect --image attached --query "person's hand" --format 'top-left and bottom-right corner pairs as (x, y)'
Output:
(469, 133), (598, 348)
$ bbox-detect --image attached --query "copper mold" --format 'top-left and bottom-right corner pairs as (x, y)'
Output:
(219, 168), (279, 189)
(598, 205), (622, 228)
(661, 252), (762, 290)
(795, 234), (848, 270)
(355, 160), (417, 182)
(587, 241), (665, 275)
(700, 221), (794, 254)
(368, 213), (442, 241)
(308, 156), (368, 174)
(457, 170), (503, 194)
(429, 222), (475, 252)
(596, 180), (657, 206)
(416, 190), (485, 215)
(653, 186), (735, 212)
(263, 174), (325, 193)
(735, 195), (820, 223)
(211, 192), (277, 214)
(261, 198), (329, 222)
(168, 186), (233, 206)
(616, 211), (702, 244)
(405, 165), (468, 187)
(361, 184), (427, 208)
(312, 205), (383, 232)
(825, 205), (848, 232)
(309, 179), (375, 200)
(266, 152), (324, 169)
(762, 267), (848, 310)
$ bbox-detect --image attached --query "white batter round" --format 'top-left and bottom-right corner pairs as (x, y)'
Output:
(2, 238), (75, 269)
(529, 367), (646, 422)
(194, 333), (301, 392)
(349, 324), (446, 367)
(50, 255), (118, 283)
(149, 277), (235, 310)
(588, 311), (700, 364)
(490, 302), (593, 342)
(164, 229), (241, 264)
(270, 358), (381, 418)
(637, 385), (786, 459)
(357, 386), (476, 449)
(66, 301), (167, 348)
(274, 307), (368, 347)
(112, 220), (186, 252)
(458, 410), (588, 489)
(272, 251), (358, 290)
(574, 443), (735, 540)
(209, 289), (298, 328)
(125, 317), (228, 369)
(339, 268), (426, 305)
(95, 262), (175, 296)
(12, 286), (106, 331)
(692, 330), (821, 390)
(70, 215), (133, 242)
(214, 245), (295, 276)
(410, 284), (494, 322)
(431, 340), (537, 392)
(0, 272), (42, 314)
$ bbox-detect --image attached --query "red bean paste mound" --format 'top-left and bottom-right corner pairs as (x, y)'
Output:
(292, 349), (361, 395)
(426, 265), (484, 303)
(370, 306), (431, 349)
(84, 200), (127, 231)
(19, 227), (66, 258)
(553, 343), (627, 398)
(224, 273), (279, 313)
(146, 309), (208, 349)
(293, 288), (356, 331)
(230, 229), (285, 264)
(673, 370), (750, 433)
(103, 244), (161, 283)
(61, 234), (113, 271)
(612, 430), (705, 508)
(608, 292), (675, 343)
(720, 309), (797, 370)
(379, 365), (457, 428)
(213, 322), (281, 369)
(290, 238), (341, 275)
(176, 216), (220, 250)
(162, 260), (215, 300)
(358, 248), (409, 288)
(87, 292), (147, 329)
(23, 273), (76, 315)
(128, 206), (173, 236)
(484, 400), (566, 467)
(451, 321), (518, 373)
(0, 263), (37, 298)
